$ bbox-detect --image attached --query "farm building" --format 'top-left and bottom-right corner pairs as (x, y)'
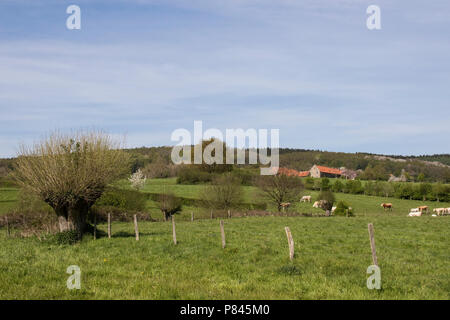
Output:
(276, 165), (344, 178)
(276, 167), (310, 177)
(309, 165), (342, 178)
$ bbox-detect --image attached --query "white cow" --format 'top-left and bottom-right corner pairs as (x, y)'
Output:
(408, 211), (422, 217)
(433, 208), (446, 216)
(300, 195), (312, 203)
(331, 206), (337, 213)
(312, 201), (320, 208)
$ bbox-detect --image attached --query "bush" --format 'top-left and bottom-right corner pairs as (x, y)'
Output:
(333, 200), (354, 217)
(158, 192), (182, 221)
(201, 173), (243, 210)
(231, 168), (258, 186)
(142, 162), (178, 179)
(55, 230), (80, 245)
(332, 179), (344, 193)
(176, 166), (215, 184)
(316, 190), (335, 212)
(95, 188), (147, 212)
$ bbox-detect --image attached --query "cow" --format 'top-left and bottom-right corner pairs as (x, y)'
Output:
(313, 200), (328, 209)
(418, 206), (428, 213)
(331, 206), (337, 213)
(381, 203), (393, 211)
(408, 211), (422, 217)
(300, 195), (312, 203)
(433, 208), (446, 216)
(280, 202), (291, 212)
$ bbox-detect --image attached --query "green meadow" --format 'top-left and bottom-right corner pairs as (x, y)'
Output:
(0, 216), (448, 299)
(1, 178), (449, 299)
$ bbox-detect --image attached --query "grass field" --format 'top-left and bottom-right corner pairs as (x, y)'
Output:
(1, 179), (449, 299)
(1, 178), (450, 220)
(1, 215), (449, 299)
(0, 188), (19, 214)
(115, 178), (450, 221)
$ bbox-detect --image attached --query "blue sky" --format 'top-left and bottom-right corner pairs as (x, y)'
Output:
(0, 0), (449, 157)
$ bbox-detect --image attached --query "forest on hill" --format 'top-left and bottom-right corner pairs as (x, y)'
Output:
(1, 146), (449, 184)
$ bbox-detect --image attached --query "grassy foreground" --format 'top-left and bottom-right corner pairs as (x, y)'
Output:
(1, 215), (449, 299)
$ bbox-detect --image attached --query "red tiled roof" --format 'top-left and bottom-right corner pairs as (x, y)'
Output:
(315, 165), (342, 175)
(277, 167), (310, 177)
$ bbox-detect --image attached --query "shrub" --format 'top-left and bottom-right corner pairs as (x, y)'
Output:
(94, 188), (147, 212)
(320, 178), (331, 191)
(333, 200), (354, 217)
(142, 162), (178, 179)
(158, 192), (182, 221)
(201, 173), (243, 210)
(316, 190), (335, 213)
(176, 166), (214, 184)
(55, 230), (80, 245)
(332, 179), (344, 193)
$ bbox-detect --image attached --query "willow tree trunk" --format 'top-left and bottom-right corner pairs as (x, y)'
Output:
(68, 207), (88, 239)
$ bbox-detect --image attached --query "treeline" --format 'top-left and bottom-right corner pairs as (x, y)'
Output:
(303, 177), (450, 202)
(2, 145), (450, 184)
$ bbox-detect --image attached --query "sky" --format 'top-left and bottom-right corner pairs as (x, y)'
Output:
(0, 0), (449, 157)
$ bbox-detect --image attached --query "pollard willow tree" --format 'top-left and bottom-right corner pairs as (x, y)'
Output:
(12, 131), (130, 238)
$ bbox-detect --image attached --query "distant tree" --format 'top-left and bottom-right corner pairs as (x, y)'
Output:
(304, 177), (314, 190)
(332, 179), (344, 193)
(333, 200), (354, 217)
(316, 190), (336, 216)
(381, 182), (395, 198)
(320, 177), (331, 191)
(418, 183), (432, 201)
(128, 168), (147, 191)
(257, 175), (303, 211)
(417, 173), (425, 182)
(432, 183), (446, 202)
(201, 173), (243, 210)
(158, 192), (182, 221)
(192, 139), (233, 173)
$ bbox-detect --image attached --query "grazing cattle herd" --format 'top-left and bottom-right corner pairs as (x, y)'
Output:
(300, 195), (449, 217)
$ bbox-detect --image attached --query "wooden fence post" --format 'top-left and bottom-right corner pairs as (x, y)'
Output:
(220, 220), (226, 248)
(227, 210), (231, 219)
(191, 211), (194, 222)
(210, 209), (213, 219)
(134, 214), (139, 241)
(368, 223), (378, 266)
(93, 213), (97, 240)
(107, 213), (111, 239)
(5, 215), (10, 237)
(285, 227), (294, 260)
(172, 215), (177, 245)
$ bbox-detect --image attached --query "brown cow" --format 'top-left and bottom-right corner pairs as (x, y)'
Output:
(280, 202), (291, 212)
(418, 206), (428, 213)
(381, 203), (393, 211)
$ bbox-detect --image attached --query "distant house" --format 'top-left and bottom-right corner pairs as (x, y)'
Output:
(309, 165), (342, 178)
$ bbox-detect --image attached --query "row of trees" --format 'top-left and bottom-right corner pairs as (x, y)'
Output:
(303, 177), (450, 202)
